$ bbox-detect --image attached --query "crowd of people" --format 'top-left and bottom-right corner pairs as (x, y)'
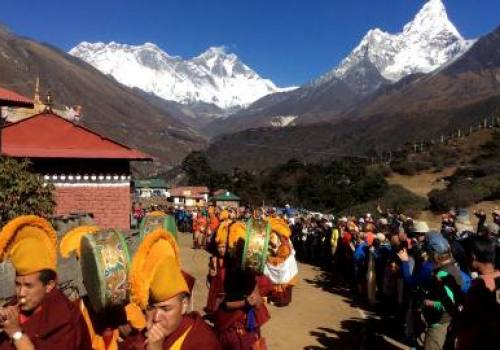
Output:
(286, 207), (500, 349)
(0, 203), (498, 350)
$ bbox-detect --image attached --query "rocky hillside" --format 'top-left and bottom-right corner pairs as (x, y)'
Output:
(0, 27), (206, 170)
(207, 0), (474, 137)
(206, 26), (500, 171)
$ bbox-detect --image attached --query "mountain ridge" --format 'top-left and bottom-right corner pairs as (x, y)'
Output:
(206, 25), (500, 171)
(70, 42), (294, 110)
(208, 0), (475, 137)
(0, 26), (206, 170)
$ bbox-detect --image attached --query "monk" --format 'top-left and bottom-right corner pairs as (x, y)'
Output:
(59, 225), (146, 350)
(0, 215), (91, 350)
(214, 270), (272, 350)
(122, 229), (221, 350)
(213, 218), (272, 350)
(193, 209), (208, 249)
(205, 211), (231, 317)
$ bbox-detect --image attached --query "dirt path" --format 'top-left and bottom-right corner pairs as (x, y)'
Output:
(178, 233), (407, 349)
(385, 168), (455, 197)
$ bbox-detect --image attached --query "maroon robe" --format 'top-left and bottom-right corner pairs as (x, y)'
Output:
(214, 275), (272, 350)
(205, 257), (226, 316)
(120, 312), (220, 350)
(0, 288), (92, 350)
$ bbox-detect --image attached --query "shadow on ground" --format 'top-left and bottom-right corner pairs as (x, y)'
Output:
(303, 264), (410, 350)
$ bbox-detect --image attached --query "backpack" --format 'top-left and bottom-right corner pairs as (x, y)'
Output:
(435, 268), (466, 319)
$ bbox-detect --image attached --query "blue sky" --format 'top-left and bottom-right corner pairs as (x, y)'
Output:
(1, 0), (498, 87)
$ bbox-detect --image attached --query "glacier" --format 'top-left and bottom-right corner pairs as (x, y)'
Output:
(70, 42), (292, 110)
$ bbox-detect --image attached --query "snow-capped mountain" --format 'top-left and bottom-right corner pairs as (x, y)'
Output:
(208, 0), (477, 137)
(70, 42), (291, 109)
(313, 0), (474, 94)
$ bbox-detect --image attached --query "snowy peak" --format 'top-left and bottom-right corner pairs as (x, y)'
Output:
(196, 46), (230, 59)
(70, 42), (288, 109)
(190, 46), (252, 77)
(315, 0), (474, 92)
(404, 0), (460, 38)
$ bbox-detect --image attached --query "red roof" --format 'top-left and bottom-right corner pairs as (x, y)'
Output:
(1, 112), (152, 160)
(170, 186), (210, 198)
(0, 87), (34, 108)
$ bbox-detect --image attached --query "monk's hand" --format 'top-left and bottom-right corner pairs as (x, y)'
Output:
(118, 324), (132, 338)
(246, 291), (262, 308)
(1, 306), (21, 338)
(145, 323), (168, 348)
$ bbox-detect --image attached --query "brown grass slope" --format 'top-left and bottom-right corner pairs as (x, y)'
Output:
(207, 26), (500, 172)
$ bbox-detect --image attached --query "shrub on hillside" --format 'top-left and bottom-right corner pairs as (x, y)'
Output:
(343, 184), (428, 217)
(428, 175), (500, 211)
(368, 164), (392, 177)
(391, 160), (433, 175)
(0, 157), (55, 226)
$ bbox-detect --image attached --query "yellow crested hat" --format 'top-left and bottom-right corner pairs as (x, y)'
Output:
(215, 220), (230, 245)
(219, 210), (229, 221)
(124, 303), (147, 330)
(208, 206), (216, 216)
(59, 225), (100, 259)
(268, 217), (291, 238)
(146, 211), (167, 217)
(0, 215), (57, 275)
(228, 221), (246, 250)
(129, 228), (187, 309)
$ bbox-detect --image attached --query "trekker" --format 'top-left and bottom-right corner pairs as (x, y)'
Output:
(455, 237), (500, 349)
(421, 232), (467, 350)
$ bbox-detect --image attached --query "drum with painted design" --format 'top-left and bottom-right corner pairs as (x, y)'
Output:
(139, 213), (178, 241)
(80, 229), (130, 312)
(241, 219), (270, 274)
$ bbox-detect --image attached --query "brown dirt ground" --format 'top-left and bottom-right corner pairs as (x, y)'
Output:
(386, 168), (455, 198)
(178, 233), (409, 350)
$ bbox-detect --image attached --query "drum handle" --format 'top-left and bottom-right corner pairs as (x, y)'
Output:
(190, 289), (194, 312)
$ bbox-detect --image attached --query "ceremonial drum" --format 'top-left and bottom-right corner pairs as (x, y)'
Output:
(80, 229), (131, 312)
(241, 219), (270, 274)
(0, 261), (15, 302)
(139, 214), (178, 241)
